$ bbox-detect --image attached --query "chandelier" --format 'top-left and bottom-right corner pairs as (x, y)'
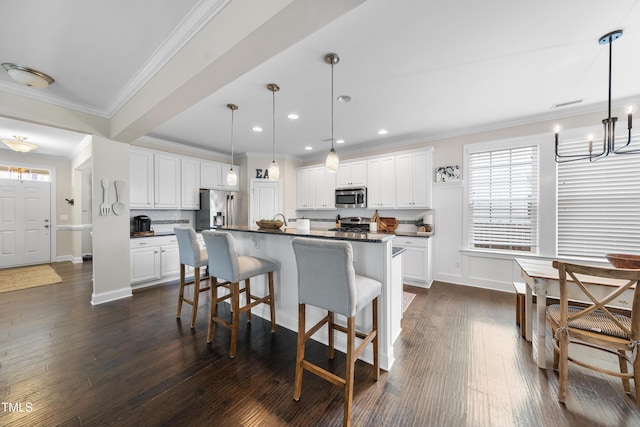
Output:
(554, 30), (636, 163)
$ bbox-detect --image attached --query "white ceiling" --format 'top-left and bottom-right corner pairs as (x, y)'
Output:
(2, 0), (640, 160)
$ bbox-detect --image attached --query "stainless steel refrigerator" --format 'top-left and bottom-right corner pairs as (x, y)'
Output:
(195, 189), (248, 231)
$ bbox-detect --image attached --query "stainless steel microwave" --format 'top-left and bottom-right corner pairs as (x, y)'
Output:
(335, 187), (367, 208)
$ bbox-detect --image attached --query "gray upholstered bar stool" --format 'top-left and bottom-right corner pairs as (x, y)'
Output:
(291, 237), (381, 427)
(174, 227), (210, 328)
(201, 230), (276, 358)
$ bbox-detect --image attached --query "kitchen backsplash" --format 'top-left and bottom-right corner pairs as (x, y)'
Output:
(130, 210), (194, 234)
(293, 208), (434, 232)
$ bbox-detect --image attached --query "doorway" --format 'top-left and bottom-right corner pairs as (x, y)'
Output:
(0, 179), (51, 267)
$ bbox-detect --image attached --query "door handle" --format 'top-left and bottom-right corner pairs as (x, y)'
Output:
(44, 224), (49, 228)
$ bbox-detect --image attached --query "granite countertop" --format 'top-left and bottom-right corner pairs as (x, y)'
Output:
(218, 226), (396, 243)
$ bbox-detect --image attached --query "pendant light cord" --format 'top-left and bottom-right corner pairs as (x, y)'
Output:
(272, 88), (276, 161)
(230, 107), (234, 170)
(331, 61), (335, 150)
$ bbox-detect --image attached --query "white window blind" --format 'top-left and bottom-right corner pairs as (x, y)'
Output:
(468, 146), (538, 252)
(557, 136), (640, 259)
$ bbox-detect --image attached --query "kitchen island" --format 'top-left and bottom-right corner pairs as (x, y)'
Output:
(219, 226), (401, 371)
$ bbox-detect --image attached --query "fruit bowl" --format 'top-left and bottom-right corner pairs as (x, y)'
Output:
(606, 253), (640, 269)
(256, 220), (283, 229)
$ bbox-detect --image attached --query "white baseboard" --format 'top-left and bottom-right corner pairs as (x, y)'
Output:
(55, 255), (83, 264)
(91, 287), (133, 305)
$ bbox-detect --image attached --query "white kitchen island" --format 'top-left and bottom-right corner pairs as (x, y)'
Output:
(220, 226), (402, 371)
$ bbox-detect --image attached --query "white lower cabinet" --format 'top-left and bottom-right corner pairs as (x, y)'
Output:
(130, 235), (204, 287)
(393, 236), (432, 288)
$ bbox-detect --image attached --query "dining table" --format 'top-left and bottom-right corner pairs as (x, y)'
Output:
(514, 257), (633, 369)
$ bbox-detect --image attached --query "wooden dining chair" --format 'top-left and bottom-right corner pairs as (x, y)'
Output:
(547, 260), (640, 408)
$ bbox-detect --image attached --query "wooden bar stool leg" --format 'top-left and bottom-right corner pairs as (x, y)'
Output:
(207, 277), (218, 344)
(177, 264), (186, 318)
(293, 304), (306, 401)
(328, 311), (335, 360)
(230, 282), (240, 358)
(372, 296), (379, 380)
(344, 316), (356, 427)
(245, 278), (252, 323)
(190, 268), (201, 328)
(268, 271), (276, 332)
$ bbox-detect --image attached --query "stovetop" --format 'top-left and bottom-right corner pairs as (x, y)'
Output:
(329, 216), (371, 233)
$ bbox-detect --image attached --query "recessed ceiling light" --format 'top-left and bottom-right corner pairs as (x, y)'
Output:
(336, 139), (345, 144)
(378, 129), (388, 135)
(252, 126), (263, 132)
(337, 95), (352, 103)
(305, 146), (313, 150)
(288, 114), (299, 120)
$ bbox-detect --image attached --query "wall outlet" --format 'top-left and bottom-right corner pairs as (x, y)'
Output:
(60, 214), (69, 221)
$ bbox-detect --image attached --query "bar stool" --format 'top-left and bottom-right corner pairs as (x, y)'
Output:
(174, 227), (210, 328)
(291, 237), (381, 427)
(201, 230), (276, 358)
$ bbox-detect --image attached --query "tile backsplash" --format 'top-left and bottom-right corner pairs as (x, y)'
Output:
(131, 210), (194, 234)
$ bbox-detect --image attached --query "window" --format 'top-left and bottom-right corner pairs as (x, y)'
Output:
(468, 145), (538, 252)
(557, 136), (640, 259)
(0, 165), (51, 181)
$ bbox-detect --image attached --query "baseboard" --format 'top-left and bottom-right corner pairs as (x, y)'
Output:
(91, 287), (133, 305)
(56, 255), (84, 264)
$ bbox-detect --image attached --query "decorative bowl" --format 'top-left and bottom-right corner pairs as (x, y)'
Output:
(606, 253), (640, 269)
(256, 220), (283, 229)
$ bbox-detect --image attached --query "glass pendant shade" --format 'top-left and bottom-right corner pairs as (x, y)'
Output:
(268, 160), (280, 180)
(2, 136), (37, 153)
(226, 168), (238, 186)
(325, 147), (339, 173)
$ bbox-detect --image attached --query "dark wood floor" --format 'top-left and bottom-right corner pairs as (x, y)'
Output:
(1, 261), (639, 426)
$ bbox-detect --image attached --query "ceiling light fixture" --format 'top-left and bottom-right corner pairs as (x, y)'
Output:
(325, 53), (340, 173)
(555, 30), (637, 162)
(2, 135), (37, 153)
(288, 113), (299, 120)
(378, 129), (388, 135)
(337, 95), (352, 103)
(336, 139), (345, 144)
(2, 63), (54, 88)
(267, 83), (280, 180)
(252, 126), (263, 132)
(226, 104), (238, 186)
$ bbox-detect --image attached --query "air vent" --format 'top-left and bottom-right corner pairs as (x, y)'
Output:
(552, 99), (583, 108)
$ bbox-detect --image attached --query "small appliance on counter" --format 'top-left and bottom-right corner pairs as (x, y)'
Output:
(131, 215), (153, 236)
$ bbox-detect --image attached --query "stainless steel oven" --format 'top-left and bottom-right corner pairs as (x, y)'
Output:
(335, 187), (367, 208)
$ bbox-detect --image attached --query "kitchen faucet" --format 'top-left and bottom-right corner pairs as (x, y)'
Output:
(273, 213), (287, 226)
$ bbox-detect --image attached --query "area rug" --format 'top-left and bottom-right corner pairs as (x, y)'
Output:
(403, 291), (416, 312)
(0, 264), (62, 294)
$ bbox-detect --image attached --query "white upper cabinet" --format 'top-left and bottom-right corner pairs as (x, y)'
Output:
(395, 151), (433, 208)
(315, 168), (336, 209)
(296, 166), (336, 210)
(154, 153), (181, 209)
(336, 161), (367, 188)
(367, 156), (396, 209)
(201, 161), (240, 191)
(200, 161), (223, 189)
(180, 157), (200, 209)
(129, 147), (154, 209)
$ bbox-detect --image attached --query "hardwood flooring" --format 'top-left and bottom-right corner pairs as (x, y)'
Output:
(1, 261), (639, 426)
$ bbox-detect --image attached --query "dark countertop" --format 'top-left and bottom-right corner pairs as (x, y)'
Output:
(218, 226), (396, 243)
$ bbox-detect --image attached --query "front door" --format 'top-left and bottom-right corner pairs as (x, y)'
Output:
(0, 179), (51, 268)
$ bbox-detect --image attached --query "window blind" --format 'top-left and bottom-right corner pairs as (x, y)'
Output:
(557, 136), (640, 259)
(468, 146), (538, 252)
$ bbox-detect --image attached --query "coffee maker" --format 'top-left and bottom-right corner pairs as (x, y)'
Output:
(133, 215), (152, 233)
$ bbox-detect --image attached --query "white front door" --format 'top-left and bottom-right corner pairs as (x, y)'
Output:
(250, 180), (281, 224)
(0, 179), (51, 268)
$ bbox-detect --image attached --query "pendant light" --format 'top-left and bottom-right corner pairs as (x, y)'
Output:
(267, 83), (280, 180)
(325, 53), (340, 173)
(226, 103), (238, 186)
(555, 30), (636, 162)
